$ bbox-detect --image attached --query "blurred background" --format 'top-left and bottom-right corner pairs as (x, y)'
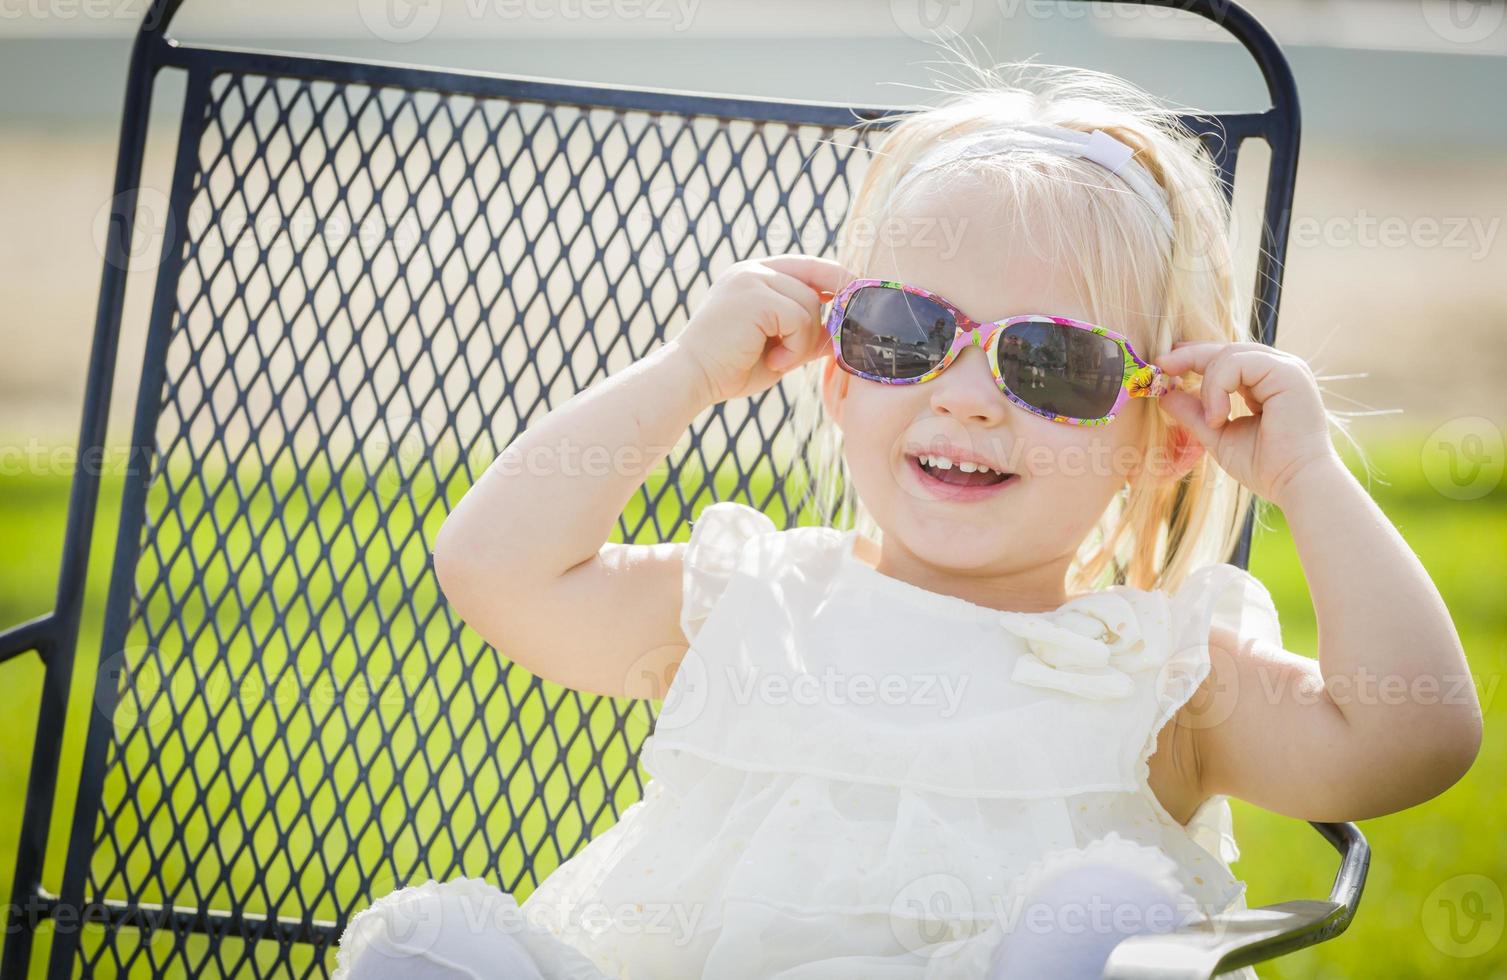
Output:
(1, 1), (1503, 977)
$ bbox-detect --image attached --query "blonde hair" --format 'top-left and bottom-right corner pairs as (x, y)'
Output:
(787, 60), (1264, 595)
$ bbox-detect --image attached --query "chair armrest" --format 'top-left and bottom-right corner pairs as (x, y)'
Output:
(1102, 821), (1369, 979)
(0, 612), (56, 665)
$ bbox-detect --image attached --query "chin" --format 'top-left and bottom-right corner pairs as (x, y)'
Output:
(891, 512), (1013, 566)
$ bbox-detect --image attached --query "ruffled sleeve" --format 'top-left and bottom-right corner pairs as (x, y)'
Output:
(1171, 561), (1283, 653)
(1155, 562), (1284, 733)
(679, 501), (777, 645)
(1157, 562), (1283, 865)
(1187, 790), (1243, 865)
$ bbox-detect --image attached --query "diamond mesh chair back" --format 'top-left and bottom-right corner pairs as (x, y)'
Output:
(2, 1), (1364, 978)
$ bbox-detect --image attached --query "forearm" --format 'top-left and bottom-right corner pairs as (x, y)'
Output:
(435, 339), (714, 581)
(1276, 457), (1482, 762)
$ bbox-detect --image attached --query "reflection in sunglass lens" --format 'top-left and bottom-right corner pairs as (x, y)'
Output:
(838, 287), (956, 380)
(996, 320), (1125, 420)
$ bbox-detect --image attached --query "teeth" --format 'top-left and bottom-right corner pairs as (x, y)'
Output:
(910, 452), (1006, 476)
(910, 452), (1006, 479)
(918, 454), (999, 475)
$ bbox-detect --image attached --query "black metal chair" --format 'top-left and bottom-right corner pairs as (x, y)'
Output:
(1, 0), (1367, 976)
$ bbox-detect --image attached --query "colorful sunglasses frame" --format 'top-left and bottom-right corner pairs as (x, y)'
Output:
(824, 278), (1180, 426)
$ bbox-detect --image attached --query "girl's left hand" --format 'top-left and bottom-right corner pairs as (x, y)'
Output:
(1153, 341), (1339, 507)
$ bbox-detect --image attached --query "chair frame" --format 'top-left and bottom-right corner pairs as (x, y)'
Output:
(0, 0), (1367, 977)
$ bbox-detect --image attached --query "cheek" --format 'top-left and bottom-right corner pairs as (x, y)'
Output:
(841, 386), (909, 446)
(836, 387), (917, 495)
(1023, 427), (1139, 488)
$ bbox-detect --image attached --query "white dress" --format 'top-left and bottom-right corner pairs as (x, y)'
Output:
(511, 501), (1280, 979)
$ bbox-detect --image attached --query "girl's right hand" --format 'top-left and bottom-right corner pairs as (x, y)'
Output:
(671, 254), (853, 405)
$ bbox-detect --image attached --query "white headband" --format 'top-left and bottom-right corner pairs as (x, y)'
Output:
(893, 123), (1175, 238)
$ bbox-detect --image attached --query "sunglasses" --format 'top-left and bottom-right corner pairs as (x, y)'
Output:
(824, 279), (1179, 426)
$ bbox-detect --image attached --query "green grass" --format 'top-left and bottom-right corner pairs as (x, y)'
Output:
(1, 427), (1502, 977)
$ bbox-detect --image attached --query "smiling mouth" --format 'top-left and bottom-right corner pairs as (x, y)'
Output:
(907, 453), (1018, 489)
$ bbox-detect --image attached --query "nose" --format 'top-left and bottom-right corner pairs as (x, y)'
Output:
(929, 344), (1007, 426)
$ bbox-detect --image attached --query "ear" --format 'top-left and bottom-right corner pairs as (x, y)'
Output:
(820, 357), (850, 424)
(1130, 423), (1204, 486)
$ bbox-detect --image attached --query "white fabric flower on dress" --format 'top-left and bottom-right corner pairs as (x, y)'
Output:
(999, 592), (1164, 700)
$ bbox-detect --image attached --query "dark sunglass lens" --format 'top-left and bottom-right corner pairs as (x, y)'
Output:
(838, 287), (956, 380)
(997, 320), (1125, 420)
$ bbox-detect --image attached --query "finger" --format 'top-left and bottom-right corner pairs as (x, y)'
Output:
(767, 325), (831, 373)
(765, 345), (799, 373)
(762, 271), (825, 328)
(762, 274), (842, 370)
(1154, 342), (1223, 377)
(1156, 341), (1273, 376)
(759, 289), (814, 343)
(757, 292), (822, 374)
(790, 306), (836, 363)
(796, 310), (840, 367)
(1200, 350), (1280, 428)
(1157, 389), (1220, 446)
(1232, 382), (1262, 416)
(760, 253), (856, 298)
(1169, 339), (1275, 351)
(1156, 345), (1235, 420)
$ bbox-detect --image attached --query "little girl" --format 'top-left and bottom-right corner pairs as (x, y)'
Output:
(334, 65), (1480, 979)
